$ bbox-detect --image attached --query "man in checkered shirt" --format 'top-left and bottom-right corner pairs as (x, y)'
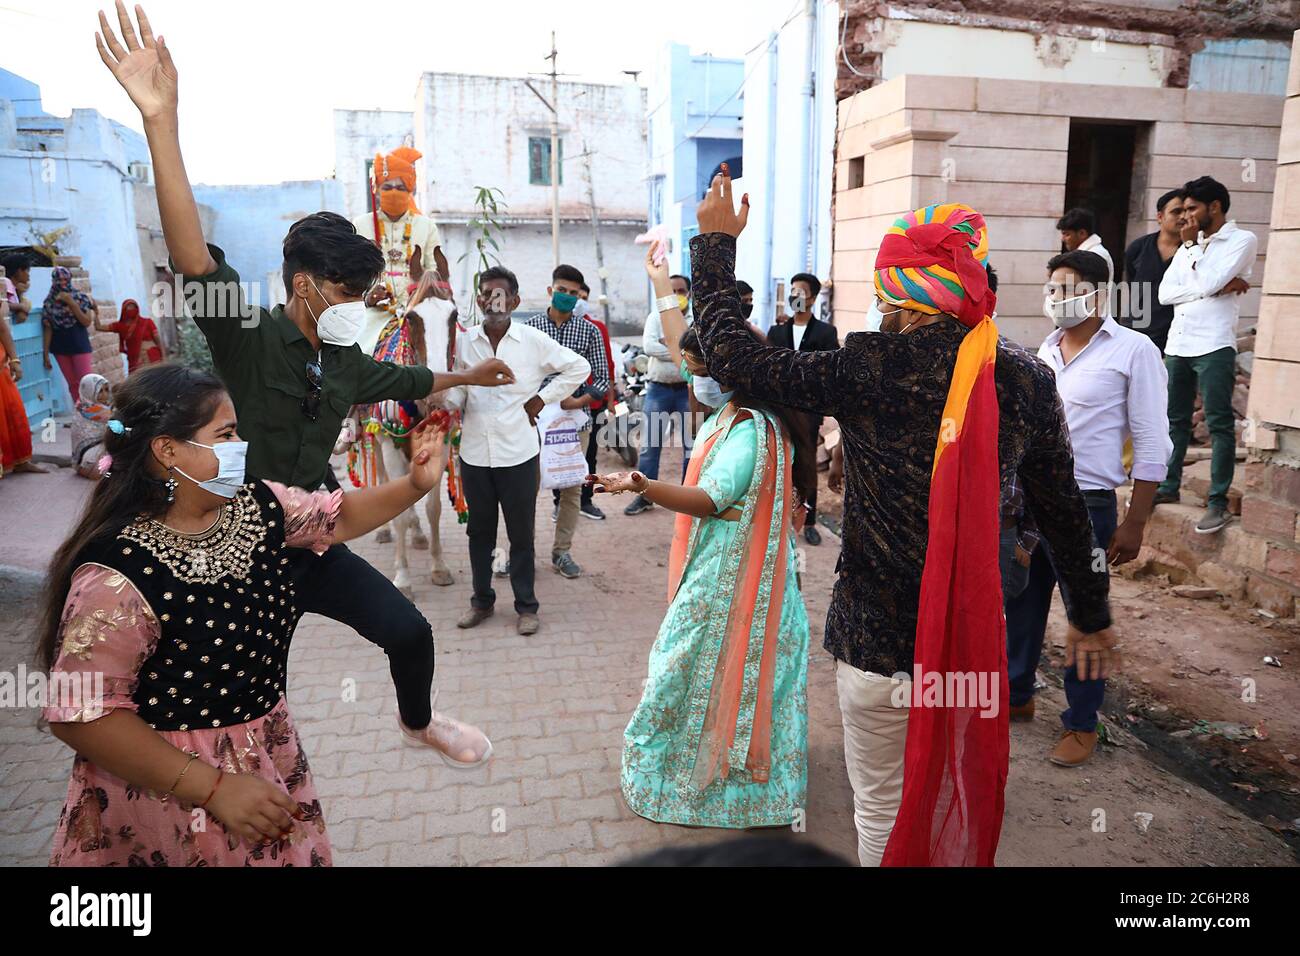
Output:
(524, 264), (612, 580)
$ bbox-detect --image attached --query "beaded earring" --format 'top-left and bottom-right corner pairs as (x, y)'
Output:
(165, 467), (178, 503)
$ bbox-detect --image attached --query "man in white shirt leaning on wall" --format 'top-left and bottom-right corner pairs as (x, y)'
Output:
(443, 266), (591, 636)
(1156, 176), (1258, 534)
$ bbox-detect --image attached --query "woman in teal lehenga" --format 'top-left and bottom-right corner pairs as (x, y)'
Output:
(589, 244), (812, 828)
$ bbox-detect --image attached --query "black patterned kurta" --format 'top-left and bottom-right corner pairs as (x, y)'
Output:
(689, 233), (1111, 677)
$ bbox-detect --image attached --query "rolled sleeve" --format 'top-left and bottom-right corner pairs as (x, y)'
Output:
(43, 564), (159, 724)
(537, 342), (590, 406)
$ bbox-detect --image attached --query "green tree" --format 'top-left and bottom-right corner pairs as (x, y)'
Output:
(458, 186), (507, 323)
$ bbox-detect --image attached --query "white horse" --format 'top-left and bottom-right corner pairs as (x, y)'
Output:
(369, 284), (458, 596)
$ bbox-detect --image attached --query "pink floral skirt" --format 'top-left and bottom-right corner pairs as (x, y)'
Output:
(49, 698), (331, 867)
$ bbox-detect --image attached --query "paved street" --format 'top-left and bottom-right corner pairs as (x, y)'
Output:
(0, 445), (1294, 865)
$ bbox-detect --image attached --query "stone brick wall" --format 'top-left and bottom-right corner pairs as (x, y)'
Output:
(60, 258), (124, 389)
(831, 74), (1281, 345)
(837, 0), (1300, 100)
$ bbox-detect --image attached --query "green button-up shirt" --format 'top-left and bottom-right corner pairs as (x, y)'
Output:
(179, 244), (433, 488)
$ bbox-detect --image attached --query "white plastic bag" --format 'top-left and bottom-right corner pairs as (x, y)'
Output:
(537, 404), (588, 490)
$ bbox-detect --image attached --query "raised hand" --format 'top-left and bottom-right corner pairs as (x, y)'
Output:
(96, 2), (177, 120)
(407, 414), (449, 493)
(696, 161), (750, 238)
(644, 240), (671, 285)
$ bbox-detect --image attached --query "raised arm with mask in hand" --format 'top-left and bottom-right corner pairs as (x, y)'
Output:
(94, 3), (513, 398)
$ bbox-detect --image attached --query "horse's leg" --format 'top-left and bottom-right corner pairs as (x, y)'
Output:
(373, 445), (394, 545)
(379, 439), (414, 598)
(428, 444), (453, 586)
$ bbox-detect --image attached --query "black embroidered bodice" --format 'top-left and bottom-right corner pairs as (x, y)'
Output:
(77, 482), (299, 732)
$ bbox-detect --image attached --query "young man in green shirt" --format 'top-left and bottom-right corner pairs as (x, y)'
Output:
(97, 2), (513, 766)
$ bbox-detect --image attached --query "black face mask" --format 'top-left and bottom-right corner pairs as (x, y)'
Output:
(740, 302), (754, 319)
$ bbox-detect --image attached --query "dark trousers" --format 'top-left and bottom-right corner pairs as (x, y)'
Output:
(292, 542), (435, 730)
(805, 413), (822, 520)
(461, 455), (540, 614)
(1003, 490), (1116, 732)
(640, 381), (691, 482)
(1159, 348), (1236, 508)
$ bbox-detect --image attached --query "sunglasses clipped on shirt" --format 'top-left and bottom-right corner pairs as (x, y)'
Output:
(301, 358), (324, 421)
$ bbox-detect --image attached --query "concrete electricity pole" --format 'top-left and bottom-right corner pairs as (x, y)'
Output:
(526, 35), (563, 270)
(548, 32), (560, 270)
(581, 140), (611, 324)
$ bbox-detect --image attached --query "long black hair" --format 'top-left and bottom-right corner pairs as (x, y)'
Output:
(36, 364), (228, 670)
(678, 327), (818, 507)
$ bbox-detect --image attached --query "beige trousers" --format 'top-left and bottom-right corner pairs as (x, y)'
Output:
(552, 429), (591, 556)
(835, 659), (911, 867)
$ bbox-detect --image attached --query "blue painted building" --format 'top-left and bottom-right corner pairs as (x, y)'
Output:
(0, 68), (155, 424)
(645, 44), (744, 280)
(192, 180), (345, 309)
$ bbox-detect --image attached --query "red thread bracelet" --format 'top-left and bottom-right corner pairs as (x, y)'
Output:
(198, 770), (224, 808)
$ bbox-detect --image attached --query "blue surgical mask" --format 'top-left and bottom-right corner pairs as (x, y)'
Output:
(691, 374), (733, 409)
(551, 290), (579, 313)
(175, 439), (248, 499)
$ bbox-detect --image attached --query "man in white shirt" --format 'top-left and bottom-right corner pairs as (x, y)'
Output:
(1057, 207), (1114, 312)
(625, 272), (693, 516)
(1005, 248), (1171, 768)
(1156, 176), (1257, 534)
(443, 266), (591, 636)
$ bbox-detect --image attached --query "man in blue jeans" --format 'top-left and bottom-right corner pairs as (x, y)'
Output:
(625, 272), (692, 514)
(1004, 249), (1171, 767)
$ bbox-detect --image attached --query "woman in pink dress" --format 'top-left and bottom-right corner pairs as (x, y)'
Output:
(37, 363), (449, 866)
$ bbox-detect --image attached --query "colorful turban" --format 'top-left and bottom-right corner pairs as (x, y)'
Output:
(874, 202), (995, 328)
(876, 203), (1008, 868)
(373, 146), (423, 214)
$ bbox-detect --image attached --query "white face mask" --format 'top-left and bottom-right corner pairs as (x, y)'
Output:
(1043, 289), (1097, 330)
(174, 439), (248, 499)
(865, 299), (904, 333)
(307, 277), (367, 347)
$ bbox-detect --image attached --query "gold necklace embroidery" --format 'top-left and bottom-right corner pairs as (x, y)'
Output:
(120, 487), (264, 585)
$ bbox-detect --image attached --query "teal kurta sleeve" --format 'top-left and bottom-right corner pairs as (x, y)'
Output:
(696, 418), (757, 514)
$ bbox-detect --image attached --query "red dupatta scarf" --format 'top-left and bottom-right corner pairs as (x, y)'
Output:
(667, 406), (793, 790)
(875, 203), (1009, 867)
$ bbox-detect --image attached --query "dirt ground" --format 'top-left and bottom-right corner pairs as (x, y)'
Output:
(816, 464), (1300, 864)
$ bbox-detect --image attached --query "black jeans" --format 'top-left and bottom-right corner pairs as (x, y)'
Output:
(461, 455), (540, 614)
(805, 413), (822, 521)
(291, 542), (435, 730)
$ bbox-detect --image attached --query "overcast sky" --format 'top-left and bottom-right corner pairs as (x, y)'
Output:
(4, 0), (798, 184)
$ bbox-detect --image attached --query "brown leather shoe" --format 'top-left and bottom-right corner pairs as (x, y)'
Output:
(1049, 729), (1098, 767)
(456, 607), (494, 629)
(1009, 699), (1035, 722)
(517, 613), (539, 636)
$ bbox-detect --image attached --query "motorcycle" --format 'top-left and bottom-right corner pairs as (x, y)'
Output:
(605, 342), (647, 467)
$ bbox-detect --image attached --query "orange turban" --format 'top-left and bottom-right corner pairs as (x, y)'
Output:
(373, 146), (422, 214)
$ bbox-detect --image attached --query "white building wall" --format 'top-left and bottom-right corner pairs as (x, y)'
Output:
(735, 0), (839, 332)
(402, 72), (647, 331)
(333, 108), (414, 222)
(881, 21), (1167, 87)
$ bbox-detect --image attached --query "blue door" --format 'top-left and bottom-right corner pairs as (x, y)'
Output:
(11, 307), (56, 430)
